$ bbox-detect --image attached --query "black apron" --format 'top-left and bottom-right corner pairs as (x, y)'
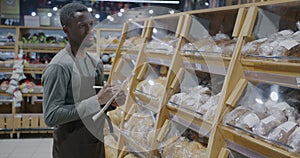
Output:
(52, 54), (110, 158)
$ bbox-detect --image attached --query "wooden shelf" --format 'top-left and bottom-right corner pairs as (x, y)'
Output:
(221, 126), (299, 158)
(22, 47), (63, 53)
(133, 90), (161, 113)
(0, 67), (13, 73)
(0, 92), (12, 97)
(145, 52), (173, 66)
(24, 67), (45, 74)
(182, 54), (231, 75)
(19, 26), (62, 30)
(120, 132), (150, 154)
(241, 58), (300, 89)
(22, 93), (43, 97)
(168, 105), (212, 137)
(0, 45), (15, 52)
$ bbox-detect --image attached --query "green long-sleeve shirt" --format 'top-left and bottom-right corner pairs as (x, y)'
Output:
(42, 44), (103, 127)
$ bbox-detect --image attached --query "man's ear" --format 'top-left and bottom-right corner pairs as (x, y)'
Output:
(63, 25), (69, 35)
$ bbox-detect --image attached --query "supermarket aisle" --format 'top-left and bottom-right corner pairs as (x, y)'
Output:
(0, 138), (52, 158)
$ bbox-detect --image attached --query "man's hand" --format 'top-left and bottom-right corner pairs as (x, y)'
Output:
(111, 90), (126, 107)
(96, 85), (126, 106)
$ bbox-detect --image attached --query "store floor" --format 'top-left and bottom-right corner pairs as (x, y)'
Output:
(0, 137), (52, 158)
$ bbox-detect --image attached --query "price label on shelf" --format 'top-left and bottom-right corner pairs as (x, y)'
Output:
(195, 64), (202, 70)
(296, 77), (300, 86)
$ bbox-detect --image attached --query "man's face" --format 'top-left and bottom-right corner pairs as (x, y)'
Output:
(64, 11), (95, 48)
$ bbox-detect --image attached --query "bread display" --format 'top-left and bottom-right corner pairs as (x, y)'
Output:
(161, 137), (206, 158)
(99, 36), (119, 49)
(123, 112), (155, 149)
(169, 85), (211, 112)
(242, 29), (300, 58)
(198, 93), (220, 122)
(124, 153), (139, 158)
(107, 105), (126, 126)
(181, 32), (236, 56)
(136, 76), (167, 99)
(146, 36), (178, 54)
(104, 135), (118, 158)
(123, 36), (144, 48)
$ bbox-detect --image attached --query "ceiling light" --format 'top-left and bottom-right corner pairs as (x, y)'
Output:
(149, 9), (154, 14)
(31, 12), (36, 16)
(53, 7), (58, 11)
(47, 13), (52, 17)
(95, 14), (100, 19)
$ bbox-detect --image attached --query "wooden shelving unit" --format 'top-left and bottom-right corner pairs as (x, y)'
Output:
(104, 0), (300, 157)
(207, 0), (300, 158)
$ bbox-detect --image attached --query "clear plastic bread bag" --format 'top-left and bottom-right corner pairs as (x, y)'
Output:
(267, 121), (297, 144)
(287, 127), (300, 154)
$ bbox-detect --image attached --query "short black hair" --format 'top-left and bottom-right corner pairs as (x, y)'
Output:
(60, 3), (88, 26)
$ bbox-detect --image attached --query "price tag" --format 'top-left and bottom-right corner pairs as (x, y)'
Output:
(296, 77), (300, 86)
(195, 64), (202, 70)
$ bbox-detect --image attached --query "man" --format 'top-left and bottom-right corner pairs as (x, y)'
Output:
(42, 3), (124, 158)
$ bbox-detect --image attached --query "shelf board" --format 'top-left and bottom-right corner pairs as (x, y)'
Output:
(133, 90), (161, 113)
(19, 26), (62, 30)
(241, 58), (300, 89)
(241, 58), (300, 76)
(182, 54), (230, 75)
(145, 52), (173, 67)
(168, 105), (212, 137)
(0, 45), (15, 52)
(99, 47), (118, 52)
(22, 93), (43, 97)
(120, 132), (150, 154)
(121, 53), (138, 61)
(22, 44), (64, 53)
(0, 92), (12, 97)
(0, 67), (13, 73)
(24, 67), (44, 74)
(221, 126), (299, 158)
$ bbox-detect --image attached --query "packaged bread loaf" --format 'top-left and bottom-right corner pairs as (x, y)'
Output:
(198, 93), (220, 115)
(223, 106), (252, 126)
(124, 153), (139, 158)
(287, 127), (300, 154)
(123, 112), (155, 148)
(267, 121), (297, 144)
(162, 137), (206, 158)
(252, 111), (287, 136)
(107, 105), (125, 126)
(235, 112), (262, 131)
(136, 76), (166, 98)
(104, 135), (118, 158)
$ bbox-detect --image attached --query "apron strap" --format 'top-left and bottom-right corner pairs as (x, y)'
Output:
(104, 114), (114, 134)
